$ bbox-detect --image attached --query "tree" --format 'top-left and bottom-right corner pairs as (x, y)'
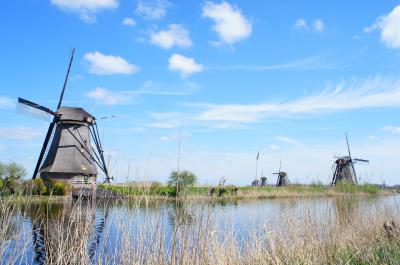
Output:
(168, 170), (197, 196)
(0, 162), (26, 195)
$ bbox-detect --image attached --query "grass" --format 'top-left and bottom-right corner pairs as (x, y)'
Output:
(98, 182), (391, 200)
(0, 194), (399, 264)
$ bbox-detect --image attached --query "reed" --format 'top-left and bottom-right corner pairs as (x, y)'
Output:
(0, 194), (399, 264)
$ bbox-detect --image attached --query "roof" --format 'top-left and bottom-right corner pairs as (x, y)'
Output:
(56, 107), (95, 123)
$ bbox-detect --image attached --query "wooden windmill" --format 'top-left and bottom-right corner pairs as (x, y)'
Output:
(274, 161), (289, 187)
(16, 49), (111, 196)
(331, 133), (369, 185)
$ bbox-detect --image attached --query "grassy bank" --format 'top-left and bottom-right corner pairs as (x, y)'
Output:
(98, 182), (393, 200)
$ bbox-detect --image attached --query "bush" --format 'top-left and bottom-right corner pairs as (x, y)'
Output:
(24, 178), (47, 195)
(51, 182), (68, 196)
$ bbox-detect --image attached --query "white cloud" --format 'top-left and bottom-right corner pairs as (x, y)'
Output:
(86, 87), (131, 105)
(313, 19), (325, 32)
(0, 127), (44, 141)
(168, 54), (203, 77)
(293, 18), (308, 30)
(0, 96), (15, 109)
(150, 24), (192, 49)
(50, 0), (118, 22)
(194, 76), (400, 123)
(365, 5), (400, 48)
(84, 51), (139, 75)
(382, 126), (400, 134)
(202, 1), (252, 44)
(122, 17), (136, 26)
(136, 0), (170, 20)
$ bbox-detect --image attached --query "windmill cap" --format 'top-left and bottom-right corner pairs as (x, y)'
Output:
(56, 107), (95, 123)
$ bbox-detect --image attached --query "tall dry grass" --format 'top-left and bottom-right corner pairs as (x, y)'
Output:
(0, 195), (399, 265)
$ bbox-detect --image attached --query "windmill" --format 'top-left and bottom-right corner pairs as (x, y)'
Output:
(274, 161), (289, 187)
(331, 133), (369, 185)
(16, 49), (111, 196)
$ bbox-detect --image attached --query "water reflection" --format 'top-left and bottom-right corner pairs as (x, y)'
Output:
(333, 196), (359, 227)
(25, 199), (108, 265)
(2, 195), (399, 264)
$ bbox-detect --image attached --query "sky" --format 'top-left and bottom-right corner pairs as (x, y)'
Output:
(1, 0), (400, 185)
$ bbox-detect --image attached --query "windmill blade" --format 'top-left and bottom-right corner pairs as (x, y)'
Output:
(32, 122), (56, 179)
(354, 158), (369, 163)
(16, 97), (57, 121)
(345, 133), (352, 159)
(57, 48), (75, 109)
(279, 160), (282, 173)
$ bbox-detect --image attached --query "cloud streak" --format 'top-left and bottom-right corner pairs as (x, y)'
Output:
(193, 76), (400, 123)
(212, 53), (340, 71)
(86, 81), (200, 105)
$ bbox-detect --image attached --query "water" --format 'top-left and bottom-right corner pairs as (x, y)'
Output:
(2, 195), (400, 264)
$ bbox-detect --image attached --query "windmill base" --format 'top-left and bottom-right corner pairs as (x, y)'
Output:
(41, 173), (97, 198)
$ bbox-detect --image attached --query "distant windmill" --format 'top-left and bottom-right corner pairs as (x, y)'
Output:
(331, 133), (369, 185)
(16, 49), (111, 196)
(274, 161), (289, 187)
(260, 170), (267, 186)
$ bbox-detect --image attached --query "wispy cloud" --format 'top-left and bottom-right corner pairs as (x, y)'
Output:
(136, 0), (170, 20)
(0, 127), (44, 140)
(292, 18), (307, 30)
(292, 18), (325, 32)
(212, 53), (339, 71)
(122, 17), (136, 26)
(147, 112), (182, 129)
(313, 19), (325, 32)
(193, 76), (400, 123)
(160, 132), (190, 141)
(86, 81), (200, 105)
(381, 126), (400, 134)
(0, 96), (15, 109)
(50, 0), (118, 22)
(276, 136), (300, 145)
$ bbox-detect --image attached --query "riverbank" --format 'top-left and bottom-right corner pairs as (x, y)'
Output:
(98, 182), (396, 200)
(1, 183), (396, 203)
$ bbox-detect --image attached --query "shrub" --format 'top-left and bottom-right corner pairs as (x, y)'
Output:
(52, 182), (68, 196)
(24, 178), (47, 195)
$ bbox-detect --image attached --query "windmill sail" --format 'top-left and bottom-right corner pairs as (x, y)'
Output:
(16, 98), (55, 121)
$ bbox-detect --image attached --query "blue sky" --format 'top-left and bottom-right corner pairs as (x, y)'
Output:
(1, 0), (400, 185)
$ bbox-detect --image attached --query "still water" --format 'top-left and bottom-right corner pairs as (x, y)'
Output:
(2, 194), (400, 264)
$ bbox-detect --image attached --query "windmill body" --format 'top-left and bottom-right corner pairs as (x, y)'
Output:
(331, 134), (369, 186)
(40, 107), (98, 185)
(17, 49), (110, 197)
(273, 161), (289, 187)
(275, 172), (289, 187)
